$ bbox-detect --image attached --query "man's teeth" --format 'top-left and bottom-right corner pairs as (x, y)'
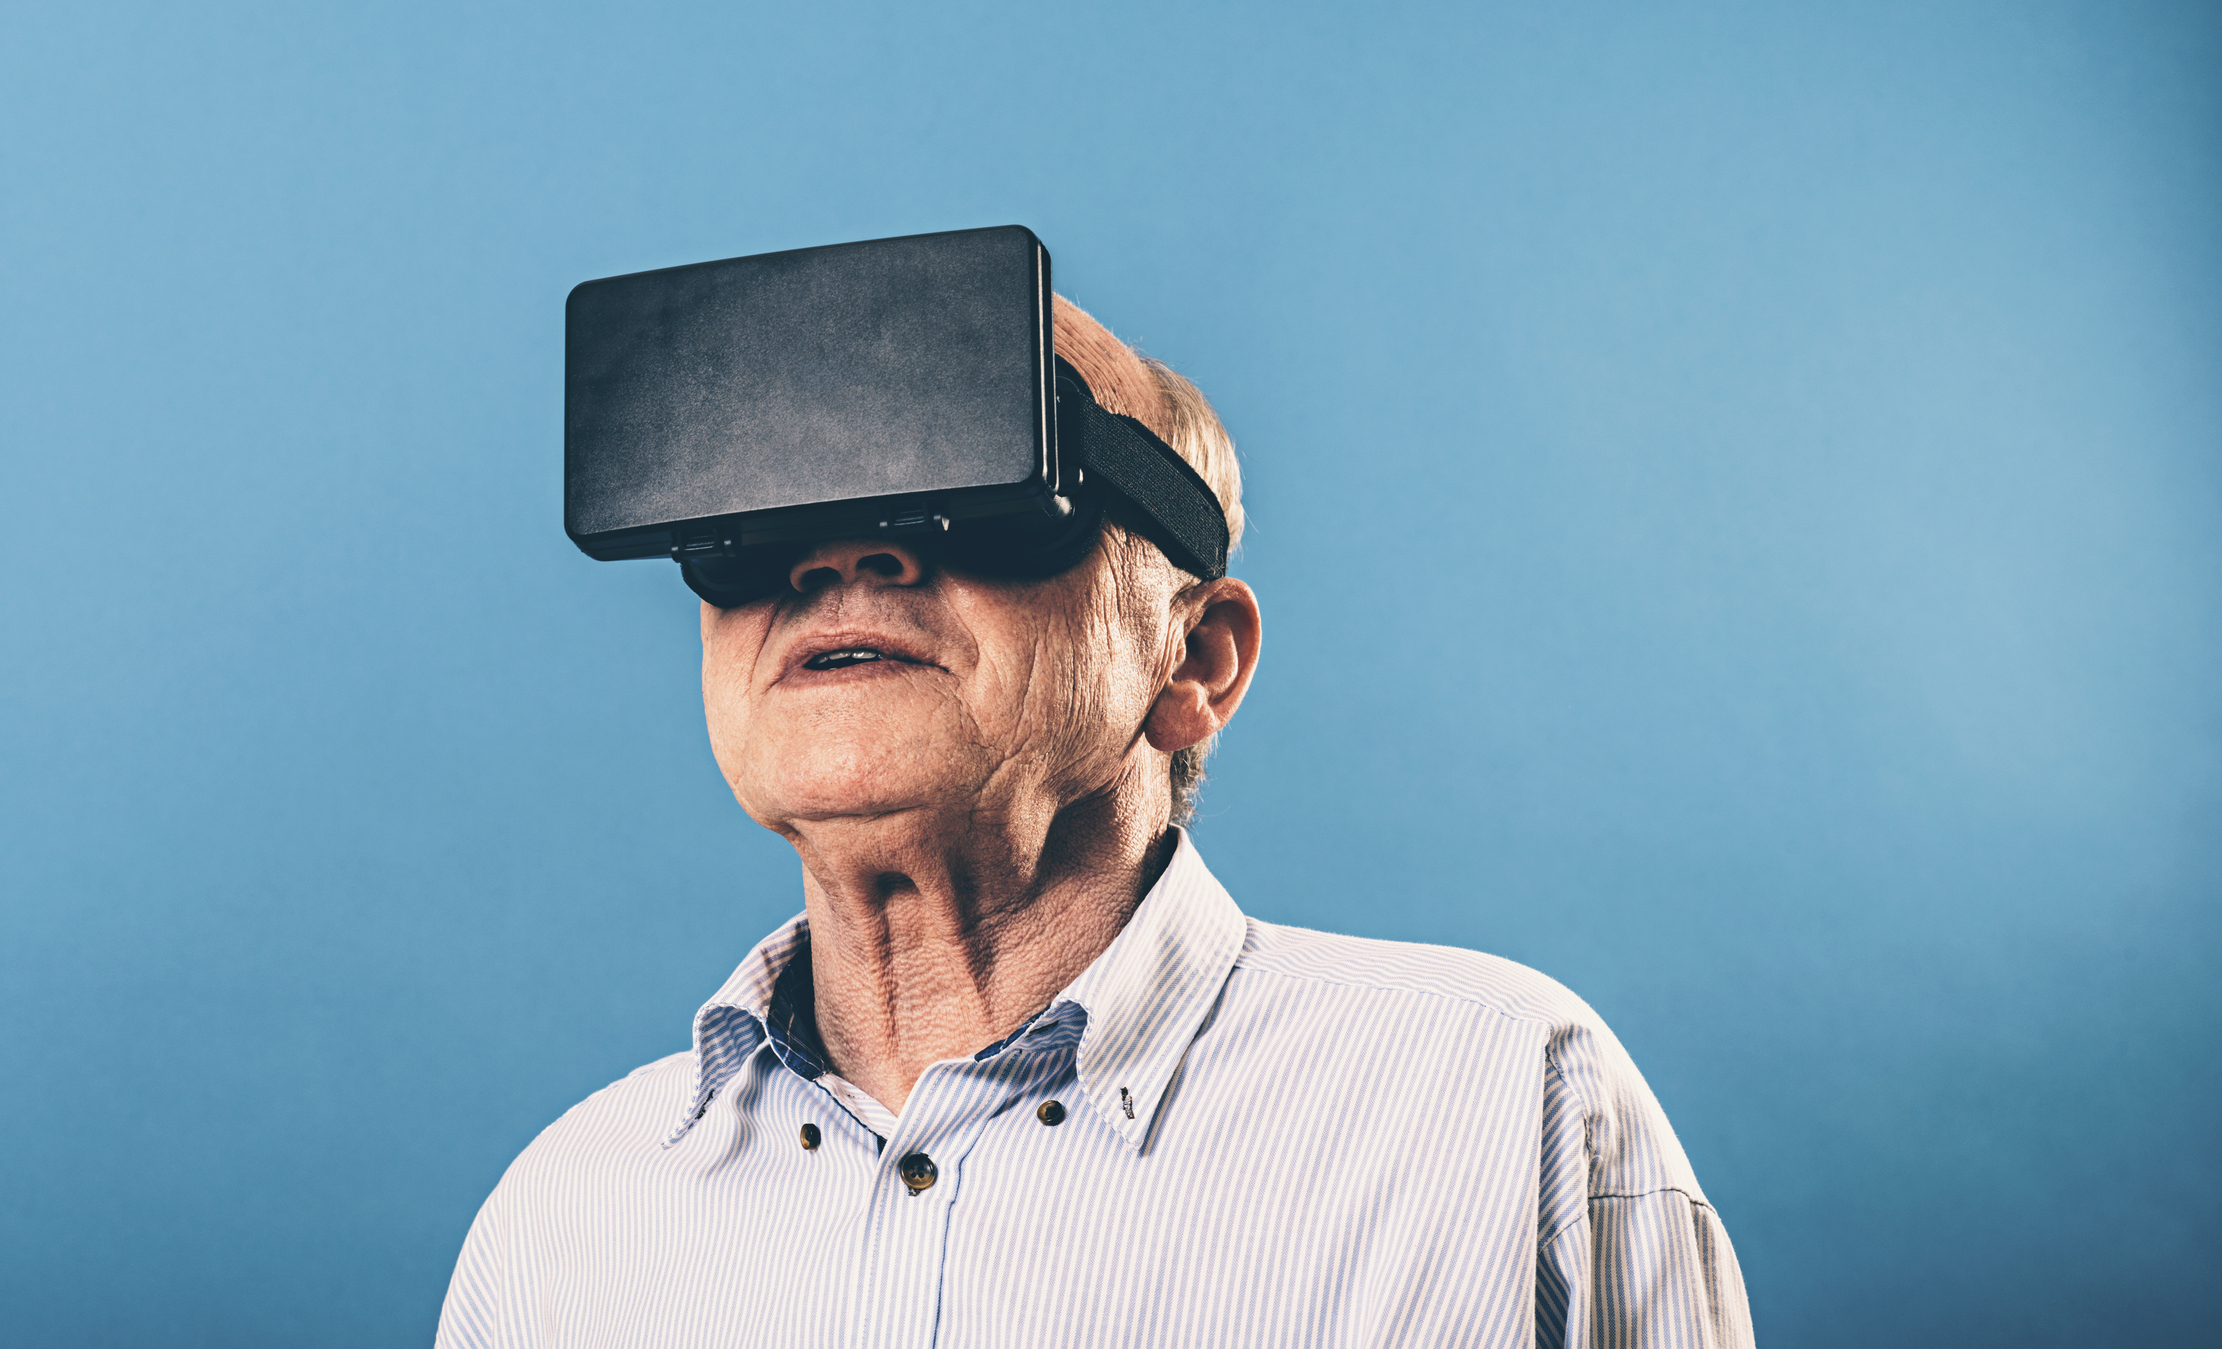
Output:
(806, 648), (886, 670)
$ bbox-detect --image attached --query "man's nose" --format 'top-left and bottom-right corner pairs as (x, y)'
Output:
(788, 537), (929, 594)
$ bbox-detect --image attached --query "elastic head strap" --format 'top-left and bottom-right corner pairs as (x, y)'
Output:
(1053, 356), (1230, 581)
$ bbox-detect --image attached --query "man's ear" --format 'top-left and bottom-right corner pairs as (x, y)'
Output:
(1143, 578), (1262, 753)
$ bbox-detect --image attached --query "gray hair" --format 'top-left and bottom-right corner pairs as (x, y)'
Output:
(1138, 354), (1243, 829)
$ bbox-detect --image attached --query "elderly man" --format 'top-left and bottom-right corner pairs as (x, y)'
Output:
(438, 295), (1754, 1348)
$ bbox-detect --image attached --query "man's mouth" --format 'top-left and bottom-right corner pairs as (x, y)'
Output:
(802, 647), (918, 672)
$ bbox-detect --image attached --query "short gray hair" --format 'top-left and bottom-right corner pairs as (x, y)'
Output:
(1138, 354), (1243, 828)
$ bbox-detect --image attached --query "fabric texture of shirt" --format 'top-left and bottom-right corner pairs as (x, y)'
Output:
(438, 831), (1753, 1348)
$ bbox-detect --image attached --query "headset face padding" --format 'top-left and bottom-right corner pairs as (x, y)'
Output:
(681, 546), (807, 609)
(936, 492), (1107, 583)
(681, 492), (1112, 609)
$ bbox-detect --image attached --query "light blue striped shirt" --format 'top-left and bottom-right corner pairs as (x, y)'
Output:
(438, 832), (1753, 1347)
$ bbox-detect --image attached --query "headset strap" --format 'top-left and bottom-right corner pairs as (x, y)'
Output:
(1053, 356), (1230, 580)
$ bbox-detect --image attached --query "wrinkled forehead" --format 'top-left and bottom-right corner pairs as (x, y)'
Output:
(1052, 294), (1173, 446)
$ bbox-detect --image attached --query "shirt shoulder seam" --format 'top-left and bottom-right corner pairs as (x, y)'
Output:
(1542, 1039), (1598, 1142)
(1592, 1187), (1716, 1205)
(1537, 1047), (1597, 1248)
(1538, 1186), (1718, 1248)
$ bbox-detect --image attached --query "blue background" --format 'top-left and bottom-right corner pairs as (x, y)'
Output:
(3, 2), (2216, 1344)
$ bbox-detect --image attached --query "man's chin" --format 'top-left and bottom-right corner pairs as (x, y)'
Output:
(740, 764), (982, 831)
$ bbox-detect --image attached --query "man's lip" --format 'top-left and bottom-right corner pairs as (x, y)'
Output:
(802, 647), (921, 672)
(779, 631), (944, 682)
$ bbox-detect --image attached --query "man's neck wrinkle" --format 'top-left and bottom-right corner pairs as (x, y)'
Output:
(792, 788), (1168, 1113)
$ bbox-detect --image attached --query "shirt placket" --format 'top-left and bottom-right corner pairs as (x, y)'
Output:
(842, 1045), (1060, 1348)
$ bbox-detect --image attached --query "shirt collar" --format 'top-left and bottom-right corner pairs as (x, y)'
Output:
(666, 829), (1248, 1150)
(666, 914), (802, 1145)
(1054, 829), (1248, 1148)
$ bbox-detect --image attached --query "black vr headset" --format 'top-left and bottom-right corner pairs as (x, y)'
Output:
(564, 225), (1229, 608)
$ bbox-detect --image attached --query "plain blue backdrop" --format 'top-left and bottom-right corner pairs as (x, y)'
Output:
(3, 2), (2216, 1344)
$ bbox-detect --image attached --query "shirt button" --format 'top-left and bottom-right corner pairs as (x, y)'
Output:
(799, 1123), (821, 1150)
(898, 1152), (938, 1193)
(1036, 1100), (1066, 1126)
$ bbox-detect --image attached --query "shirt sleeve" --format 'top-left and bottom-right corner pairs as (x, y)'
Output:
(435, 1180), (514, 1349)
(1533, 1020), (1754, 1349)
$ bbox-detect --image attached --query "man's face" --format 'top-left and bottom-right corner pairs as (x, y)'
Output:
(702, 531), (1186, 837)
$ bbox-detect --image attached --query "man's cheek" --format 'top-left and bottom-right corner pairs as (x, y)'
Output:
(701, 665), (765, 781)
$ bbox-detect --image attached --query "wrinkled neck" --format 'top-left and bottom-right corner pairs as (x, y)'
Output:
(781, 773), (1174, 1113)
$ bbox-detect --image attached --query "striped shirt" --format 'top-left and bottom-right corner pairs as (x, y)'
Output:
(437, 831), (1753, 1348)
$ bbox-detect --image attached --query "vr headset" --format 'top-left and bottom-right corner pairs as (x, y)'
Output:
(565, 225), (1229, 607)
